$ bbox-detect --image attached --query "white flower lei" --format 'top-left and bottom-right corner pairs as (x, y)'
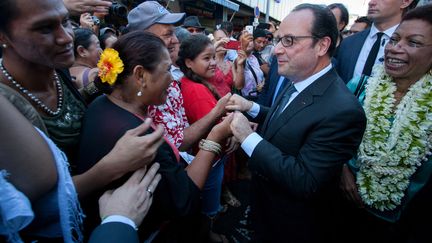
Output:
(357, 65), (432, 211)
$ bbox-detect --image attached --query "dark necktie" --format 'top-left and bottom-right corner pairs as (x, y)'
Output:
(272, 77), (288, 106)
(269, 82), (296, 122)
(362, 32), (384, 76)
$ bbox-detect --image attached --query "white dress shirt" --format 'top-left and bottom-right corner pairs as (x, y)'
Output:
(241, 64), (333, 156)
(102, 215), (137, 230)
(353, 24), (398, 78)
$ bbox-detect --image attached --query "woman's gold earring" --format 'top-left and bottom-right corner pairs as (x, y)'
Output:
(137, 87), (143, 97)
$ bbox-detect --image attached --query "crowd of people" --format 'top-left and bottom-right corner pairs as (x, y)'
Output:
(0, 0), (431, 242)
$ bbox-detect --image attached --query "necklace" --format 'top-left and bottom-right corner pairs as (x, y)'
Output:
(356, 64), (432, 211)
(0, 62), (63, 116)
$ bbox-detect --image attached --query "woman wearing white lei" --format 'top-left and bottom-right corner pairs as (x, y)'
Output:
(341, 5), (432, 243)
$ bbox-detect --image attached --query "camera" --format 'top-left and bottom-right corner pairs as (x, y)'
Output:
(109, 0), (129, 19)
(91, 16), (100, 26)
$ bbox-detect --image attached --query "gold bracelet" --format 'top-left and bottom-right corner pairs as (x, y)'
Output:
(199, 139), (222, 156)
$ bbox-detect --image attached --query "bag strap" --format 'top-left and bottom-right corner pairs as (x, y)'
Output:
(246, 61), (259, 86)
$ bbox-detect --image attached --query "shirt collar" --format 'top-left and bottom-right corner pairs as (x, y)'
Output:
(170, 65), (180, 72)
(292, 64), (332, 93)
(370, 23), (399, 38)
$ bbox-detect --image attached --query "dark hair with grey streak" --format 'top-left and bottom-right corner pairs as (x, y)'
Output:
(293, 3), (339, 57)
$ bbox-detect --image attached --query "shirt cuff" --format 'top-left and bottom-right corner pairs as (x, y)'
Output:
(102, 215), (137, 230)
(241, 132), (263, 157)
(246, 102), (260, 118)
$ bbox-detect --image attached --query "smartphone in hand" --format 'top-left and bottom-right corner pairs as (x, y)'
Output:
(224, 40), (241, 50)
(245, 25), (254, 35)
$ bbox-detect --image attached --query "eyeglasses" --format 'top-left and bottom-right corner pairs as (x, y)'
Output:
(275, 35), (318, 47)
(187, 27), (203, 34)
(388, 36), (432, 49)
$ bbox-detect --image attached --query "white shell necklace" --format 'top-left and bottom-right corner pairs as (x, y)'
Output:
(0, 62), (63, 116)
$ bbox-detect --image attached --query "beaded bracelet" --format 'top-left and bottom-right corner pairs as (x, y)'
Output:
(83, 81), (99, 96)
(199, 139), (222, 156)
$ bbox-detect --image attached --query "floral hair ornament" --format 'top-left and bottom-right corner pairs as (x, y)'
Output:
(97, 48), (124, 85)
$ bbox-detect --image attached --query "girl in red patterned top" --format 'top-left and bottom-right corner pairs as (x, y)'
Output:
(177, 34), (237, 242)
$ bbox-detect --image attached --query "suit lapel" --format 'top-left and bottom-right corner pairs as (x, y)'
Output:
(262, 68), (339, 140)
(264, 89), (313, 140)
(347, 29), (370, 79)
(262, 82), (289, 131)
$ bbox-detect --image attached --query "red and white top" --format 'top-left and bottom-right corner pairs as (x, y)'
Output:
(147, 80), (189, 148)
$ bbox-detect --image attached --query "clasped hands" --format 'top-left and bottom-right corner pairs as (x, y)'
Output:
(210, 94), (256, 146)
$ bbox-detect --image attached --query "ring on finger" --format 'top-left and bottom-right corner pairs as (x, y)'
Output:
(146, 188), (153, 198)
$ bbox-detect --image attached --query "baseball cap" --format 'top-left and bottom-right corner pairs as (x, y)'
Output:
(127, 1), (186, 31)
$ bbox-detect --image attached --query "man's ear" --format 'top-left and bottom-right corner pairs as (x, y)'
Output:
(316, 36), (331, 57)
(401, 0), (414, 10)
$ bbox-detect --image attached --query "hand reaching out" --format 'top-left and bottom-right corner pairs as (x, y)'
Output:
(214, 37), (230, 49)
(225, 136), (240, 154)
(98, 163), (162, 227)
(239, 31), (253, 51)
(208, 113), (234, 143)
(63, 0), (112, 16)
(235, 50), (247, 67)
(225, 94), (253, 112)
(102, 118), (165, 180)
(230, 111), (253, 143)
(79, 13), (94, 29)
(212, 93), (232, 118)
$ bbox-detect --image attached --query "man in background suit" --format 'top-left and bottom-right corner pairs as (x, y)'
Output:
(226, 4), (366, 242)
(335, 0), (418, 83)
(256, 57), (287, 107)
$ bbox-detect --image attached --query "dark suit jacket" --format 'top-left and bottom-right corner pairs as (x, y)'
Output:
(89, 222), (138, 243)
(256, 57), (281, 107)
(335, 29), (370, 83)
(249, 68), (366, 243)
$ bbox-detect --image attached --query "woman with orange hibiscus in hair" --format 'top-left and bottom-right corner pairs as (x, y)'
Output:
(76, 31), (234, 241)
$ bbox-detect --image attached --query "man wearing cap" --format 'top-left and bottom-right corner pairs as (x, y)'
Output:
(182, 16), (205, 34)
(127, 1), (230, 159)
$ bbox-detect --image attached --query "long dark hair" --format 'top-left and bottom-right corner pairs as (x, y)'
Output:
(95, 31), (167, 94)
(177, 34), (220, 100)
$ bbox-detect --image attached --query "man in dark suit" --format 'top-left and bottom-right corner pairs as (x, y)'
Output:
(335, 0), (418, 83)
(226, 4), (366, 242)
